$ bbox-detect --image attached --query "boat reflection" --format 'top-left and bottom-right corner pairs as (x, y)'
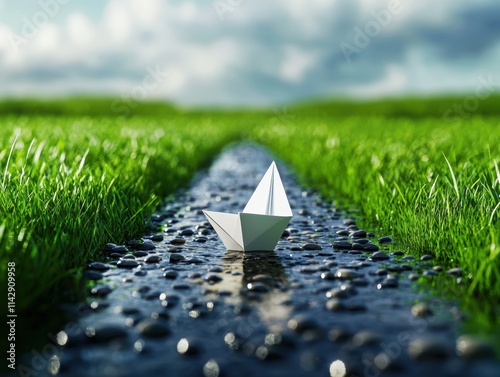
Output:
(206, 250), (291, 328)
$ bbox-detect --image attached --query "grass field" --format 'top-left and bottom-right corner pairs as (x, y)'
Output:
(0, 97), (499, 349)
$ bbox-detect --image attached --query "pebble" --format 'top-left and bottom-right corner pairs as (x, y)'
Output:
(363, 243), (380, 251)
(205, 274), (223, 284)
(325, 299), (347, 311)
(84, 271), (103, 280)
(411, 303), (433, 317)
(408, 337), (451, 360)
(134, 251), (148, 258)
(320, 272), (336, 280)
(391, 251), (404, 256)
(371, 251), (390, 260)
(85, 323), (128, 343)
(456, 335), (496, 359)
(303, 243), (322, 251)
(117, 259), (139, 269)
(137, 320), (170, 338)
(109, 252), (124, 260)
(90, 285), (112, 297)
(350, 229), (367, 238)
(378, 236), (393, 244)
(163, 270), (178, 279)
(170, 238), (186, 245)
(332, 241), (352, 249)
(247, 282), (269, 292)
(377, 278), (398, 288)
(423, 270), (438, 277)
(88, 262), (110, 271)
(287, 316), (319, 333)
(326, 288), (350, 299)
(170, 254), (186, 263)
(447, 267), (463, 277)
(145, 255), (161, 263)
(352, 330), (380, 346)
(334, 269), (360, 279)
(180, 229), (195, 236)
(421, 254), (434, 261)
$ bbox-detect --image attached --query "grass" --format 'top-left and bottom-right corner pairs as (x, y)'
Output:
(251, 114), (500, 341)
(0, 96), (499, 351)
(0, 114), (243, 324)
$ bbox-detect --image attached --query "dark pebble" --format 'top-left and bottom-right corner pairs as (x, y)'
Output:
(117, 259), (139, 269)
(85, 323), (128, 343)
(350, 229), (367, 238)
(145, 255), (161, 263)
(205, 274), (223, 284)
(364, 244), (380, 252)
(408, 337), (451, 360)
(163, 270), (178, 279)
(421, 254), (434, 261)
(180, 229), (194, 236)
(88, 262), (110, 271)
(303, 243), (322, 251)
(84, 271), (103, 280)
(391, 250), (404, 256)
(371, 251), (390, 260)
(133, 251), (148, 257)
(137, 320), (170, 338)
(411, 303), (433, 317)
(378, 236), (393, 244)
(170, 254), (186, 263)
(170, 238), (186, 245)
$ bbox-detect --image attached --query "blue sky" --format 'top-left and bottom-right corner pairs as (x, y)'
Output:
(0, 0), (499, 105)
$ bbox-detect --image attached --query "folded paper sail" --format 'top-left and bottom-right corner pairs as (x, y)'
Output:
(203, 161), (293, 251)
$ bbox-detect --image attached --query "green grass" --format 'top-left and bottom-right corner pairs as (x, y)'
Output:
(0, 114), (243, 320)
(0, 97), (499, 351)
(251, 114), (500, 340)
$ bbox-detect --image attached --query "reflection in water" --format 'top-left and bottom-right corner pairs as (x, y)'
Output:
(206, 250), (291, 329)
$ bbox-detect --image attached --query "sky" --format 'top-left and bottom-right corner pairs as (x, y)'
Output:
(0, 0), (499, 106)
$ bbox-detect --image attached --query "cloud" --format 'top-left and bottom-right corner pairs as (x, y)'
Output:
(0, 0), (499, 105)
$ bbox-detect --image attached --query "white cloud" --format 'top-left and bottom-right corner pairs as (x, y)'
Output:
(0, 0), (499, 105)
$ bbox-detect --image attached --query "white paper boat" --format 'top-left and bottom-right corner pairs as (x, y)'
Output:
(203, 161), (293, 251)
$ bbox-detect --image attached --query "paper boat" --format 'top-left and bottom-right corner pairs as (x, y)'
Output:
(203, 162), (293, 251)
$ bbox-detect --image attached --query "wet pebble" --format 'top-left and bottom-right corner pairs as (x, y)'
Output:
(303, 243), (322, 251)
(170, 254), (186, 263)
(350, 229), (367, 238)
(371, 251), (390, 260)
(163, 270), (178, 279)
(137, 320), (170, 338)
(447, 267), (463, 277)
(117, 259), (139, 269)
(145, 255), (161, 263)
(247, 282), (269, 293)
(325, 299), (347, 311)
(421, 254), (434, 261)
(205, 274), (223, 284)
(408, 337), (451, 360)
(85, 323), (128, 343)
(177, 338), (201, 355)
(334, 268), (360, 279)
(456, 335), (496, 359)
(378, 236), (393, 244)
(88, 262), (110, 271)
(411, 303), (433, 317)
(170, 238), (186, 245)
(84, 271), (103, 280)
(364, 243), (380, 252)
